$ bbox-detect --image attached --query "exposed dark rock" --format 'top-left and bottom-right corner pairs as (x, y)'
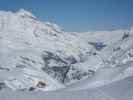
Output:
(113, 47), (121, 52)
(65, 66), (95, 83)
(36, 81), (46, 88)
(122, 32), (129, 40)
(41, 51), (72, 83)
(42, 51), (68, 64)
(28, 87), (36, 91)
(0, 66), (10, 71)
(0, 82), (6, 90)
(41, 51), (94, 84)
(20, 56), (30, 62)
(65, 56), (77, 64)
(16, 64), (26, 69)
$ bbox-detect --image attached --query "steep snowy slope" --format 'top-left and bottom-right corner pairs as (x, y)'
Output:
(0, 9), (133, 91)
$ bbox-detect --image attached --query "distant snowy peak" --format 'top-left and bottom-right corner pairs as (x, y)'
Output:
(0, 9), (63, 37)
(16, 9), (64, 33)
(0, 9), (67, 50)
(0, 10), (81, 59)
(16, 9), (37, 19)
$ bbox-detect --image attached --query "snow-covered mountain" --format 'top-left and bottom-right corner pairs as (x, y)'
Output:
(0, 9), (133, 92)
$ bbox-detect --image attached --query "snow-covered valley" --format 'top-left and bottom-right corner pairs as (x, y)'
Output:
(0, 9), (133, 98)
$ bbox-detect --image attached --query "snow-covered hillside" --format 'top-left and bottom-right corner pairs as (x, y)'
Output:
(0, 9), (133, 92)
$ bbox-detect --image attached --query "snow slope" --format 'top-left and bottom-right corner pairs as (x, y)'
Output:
(0, 9), (133, 92)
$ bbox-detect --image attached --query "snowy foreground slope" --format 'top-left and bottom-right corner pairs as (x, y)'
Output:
(0, 9), (133, 94)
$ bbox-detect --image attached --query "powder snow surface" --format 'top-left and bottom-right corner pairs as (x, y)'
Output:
(0, 10), (133, 94)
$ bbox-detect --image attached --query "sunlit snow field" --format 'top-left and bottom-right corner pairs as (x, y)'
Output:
(0, 10), (133, 100)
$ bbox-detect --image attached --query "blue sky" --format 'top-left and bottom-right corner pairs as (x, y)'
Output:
(0, 0), (132, 32)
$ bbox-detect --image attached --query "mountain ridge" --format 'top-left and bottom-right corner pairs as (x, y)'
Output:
(0, 10), (133, 91)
